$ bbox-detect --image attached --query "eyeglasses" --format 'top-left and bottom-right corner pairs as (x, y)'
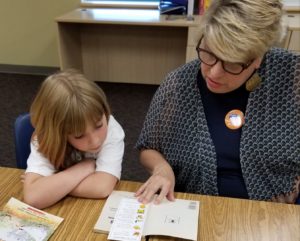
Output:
(195, 38), (253, 75)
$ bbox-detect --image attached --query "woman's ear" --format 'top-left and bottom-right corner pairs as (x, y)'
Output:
(253, 57), (263, 69)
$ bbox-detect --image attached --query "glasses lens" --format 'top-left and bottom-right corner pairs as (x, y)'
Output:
(223, 62), (244, 74)
(196, 42), (248, 75)
(199, 50), (217, 66)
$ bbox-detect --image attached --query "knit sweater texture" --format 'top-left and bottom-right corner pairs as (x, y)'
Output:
(136, 48), (300, 200)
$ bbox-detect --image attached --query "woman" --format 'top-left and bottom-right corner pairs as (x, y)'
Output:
(135, 0), (300, 204)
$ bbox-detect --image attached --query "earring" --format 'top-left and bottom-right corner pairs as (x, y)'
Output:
(246, 72), (261, 92)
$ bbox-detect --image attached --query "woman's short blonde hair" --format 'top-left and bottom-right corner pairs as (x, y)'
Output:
(30, 69), (110, 169)
(199, 0), (283, 63)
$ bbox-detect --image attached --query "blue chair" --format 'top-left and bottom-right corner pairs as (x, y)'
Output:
(14, 113), (34, 169)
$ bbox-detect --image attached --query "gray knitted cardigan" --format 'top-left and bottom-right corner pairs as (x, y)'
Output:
(136, 48), (300, 201)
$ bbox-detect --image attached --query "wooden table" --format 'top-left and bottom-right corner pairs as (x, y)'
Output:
(1, 167), (299, 241)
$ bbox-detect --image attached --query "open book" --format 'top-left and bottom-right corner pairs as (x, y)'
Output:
(94, 190), (200, 241)
(0, 197), (63, 241)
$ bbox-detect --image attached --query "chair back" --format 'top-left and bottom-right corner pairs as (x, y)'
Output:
(14, 113), (34, 169)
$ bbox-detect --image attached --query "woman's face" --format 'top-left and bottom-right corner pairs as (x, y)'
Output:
(67, 115), (108, 154)
(199, 40), (262, 94)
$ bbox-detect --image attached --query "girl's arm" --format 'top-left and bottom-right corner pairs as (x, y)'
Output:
(23, 159), (95, 209)
(135, 149), (175, 204)
(69, 171), (118, 198)
(69, 115), (123, 198)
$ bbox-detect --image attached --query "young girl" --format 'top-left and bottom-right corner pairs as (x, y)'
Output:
(23, 70), (125, 209)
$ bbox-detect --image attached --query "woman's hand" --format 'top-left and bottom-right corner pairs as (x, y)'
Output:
(135, 161), (175, 204)
(271, 175), (300, 204)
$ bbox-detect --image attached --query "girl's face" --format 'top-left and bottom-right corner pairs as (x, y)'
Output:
(199, 39), (262, 94)
(67, 115), (108, 154)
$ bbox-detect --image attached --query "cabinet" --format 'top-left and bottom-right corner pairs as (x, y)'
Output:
(282, 13), (300, 53)
(56, 9), (299, 85)
(56, 8), (202, 85)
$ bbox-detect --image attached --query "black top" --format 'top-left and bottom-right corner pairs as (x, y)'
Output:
(198, 72), (249, 199)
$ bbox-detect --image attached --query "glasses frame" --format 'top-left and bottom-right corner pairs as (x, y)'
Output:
(195, 37), (253, 75)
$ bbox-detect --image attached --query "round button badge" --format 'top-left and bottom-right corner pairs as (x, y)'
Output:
(224, 109), (245, 130)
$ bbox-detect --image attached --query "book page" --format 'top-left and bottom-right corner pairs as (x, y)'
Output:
(143, 198), (199, 241)
(94, 191), (200, 240)
(94, 191), (136, 233)
(108, 198), (149, 241)
(0, 197), (63, 241)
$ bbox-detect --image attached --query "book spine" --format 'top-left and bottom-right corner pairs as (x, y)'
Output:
(199, 0), (204, 15)
(187, 0), (195, 16)
(193, 0), (199, 15)
(204, 0), (211, 11)
(199, 0), (212, 15)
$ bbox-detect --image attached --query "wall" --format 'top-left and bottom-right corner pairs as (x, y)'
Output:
(0, 0), (79, 67)
(283, 0), (300, 7)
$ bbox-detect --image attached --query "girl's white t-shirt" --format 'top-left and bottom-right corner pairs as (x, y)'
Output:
(25, 115), (125, 179)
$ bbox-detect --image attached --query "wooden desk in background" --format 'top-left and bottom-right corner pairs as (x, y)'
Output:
(1, 167), (299, 241)
(56, 9), (300, 85)
(55, 8), (202, 85)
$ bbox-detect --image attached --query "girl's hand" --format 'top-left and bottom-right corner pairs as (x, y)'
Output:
(135, 162), (175, 204)
(20, 173), (25, 183)
(76, 159), (96, 176)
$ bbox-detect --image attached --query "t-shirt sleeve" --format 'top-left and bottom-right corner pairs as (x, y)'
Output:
(25, 140), (56, 176)
(95, 115), (125, 179)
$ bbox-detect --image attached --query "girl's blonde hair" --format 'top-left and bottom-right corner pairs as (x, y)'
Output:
(199, 0), (283, 63)
(30, 69), (110, 169)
